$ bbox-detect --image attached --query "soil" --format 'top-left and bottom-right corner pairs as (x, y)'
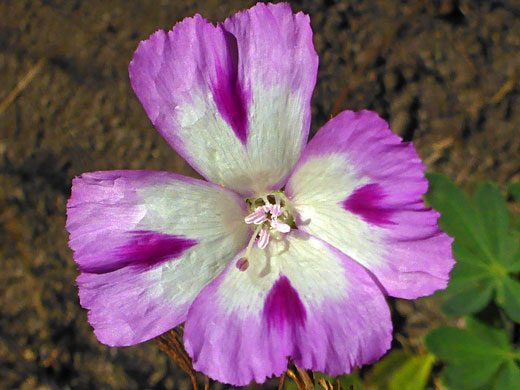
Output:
(1, 0), (519, 389)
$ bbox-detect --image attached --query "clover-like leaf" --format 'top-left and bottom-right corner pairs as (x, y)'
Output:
(426, 318), (519, 390)
(425, 174), (520, 321)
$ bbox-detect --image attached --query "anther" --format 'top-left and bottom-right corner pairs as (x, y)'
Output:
(257, 228), (270, 249)
(244, 207), (268, 224)
(271, 219), (290, 233)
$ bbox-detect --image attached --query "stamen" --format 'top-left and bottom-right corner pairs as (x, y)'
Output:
(271, 219), (290, 233)
(257, 228), (270, 249)
(245, 207), (268, 224)
(243, 191), (293, 253)
(270, 203), (282, 218)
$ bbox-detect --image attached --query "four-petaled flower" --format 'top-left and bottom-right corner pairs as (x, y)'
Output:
(66, 2), (454, 386)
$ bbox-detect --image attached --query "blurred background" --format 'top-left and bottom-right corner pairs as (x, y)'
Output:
(1, 0), (519, 389)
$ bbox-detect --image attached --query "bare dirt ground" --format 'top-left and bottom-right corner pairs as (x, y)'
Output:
(1, 0), (519, 389)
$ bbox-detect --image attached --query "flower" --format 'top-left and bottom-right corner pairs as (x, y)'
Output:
(66, 2), (454, 386)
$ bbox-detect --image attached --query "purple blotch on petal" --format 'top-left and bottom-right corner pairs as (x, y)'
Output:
(263, 275), (307, 332)
(211, 28), (250, 145)
(343, 183), (396, 226)
(80, 230), (197, 274)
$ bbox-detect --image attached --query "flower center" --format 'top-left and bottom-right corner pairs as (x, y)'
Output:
(237, 192), (294, 271)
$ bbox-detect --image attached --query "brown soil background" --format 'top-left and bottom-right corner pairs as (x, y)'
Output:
(1, 0), (519, 389)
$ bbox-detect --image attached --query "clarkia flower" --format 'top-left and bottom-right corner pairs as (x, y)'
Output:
(66, 2), (454, 386)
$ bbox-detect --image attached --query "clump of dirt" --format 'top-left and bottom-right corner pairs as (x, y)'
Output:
(1, 1), (519, 389)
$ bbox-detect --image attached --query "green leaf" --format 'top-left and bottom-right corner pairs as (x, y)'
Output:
(440, 259), (487, 292)
(494, 361), (520, 390)
(425, 174), (520, 319)
(368, 349), (410, 386)
(441, 360), (503, 390)
(450, 240), (490, 269)
(442, 282), (493, 315)
(426, 320), (514, 390)
(425, 326), (504, 361)
(506, 240), (520, 272)
(503, 234), (520, 269)
(509, 182), (520, 202)
(501, 276), (520, 322)
(425, 173), (487, 258)
(509, 182), (520, 234)
(367, 350), (433, 390)
(465, 317), (509, 347)
(474, 183), (509, 261)
(388, 353), (434, 390)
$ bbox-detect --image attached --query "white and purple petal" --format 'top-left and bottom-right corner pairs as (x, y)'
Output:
(129, 3), (318, 196)
(184, 232), (391, 385)
(67, 170), (249, 346)
(285, 110), (454, 299)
